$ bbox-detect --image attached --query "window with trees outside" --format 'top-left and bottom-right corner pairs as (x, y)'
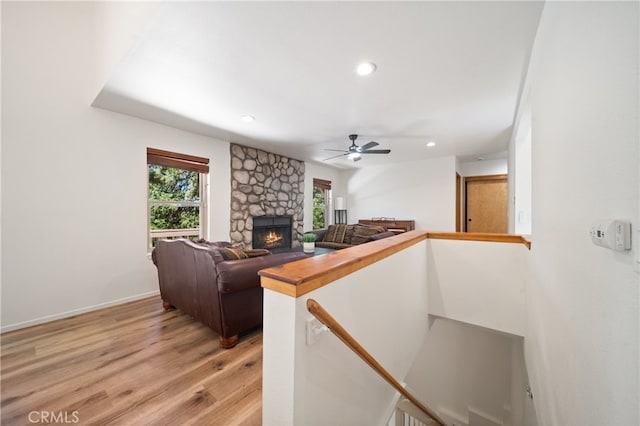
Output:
(147, 148), (209, 249)
(312, 178), (331, 230)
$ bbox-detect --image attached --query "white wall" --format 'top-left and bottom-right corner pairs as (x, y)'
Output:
(525, 2), (639, 425)
(508, 86), (533, 236)
(406, 318), (517, 426)
(428, 239), (527, 337)
(458, 158), (508, 177)
(263, 240), (430, 425)
(343, 156), (456, 231)
(407, 238), (530, 426)
(513, 126), (532, 235)
(1, 2), (231, 331)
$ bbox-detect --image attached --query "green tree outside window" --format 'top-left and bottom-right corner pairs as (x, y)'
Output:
(313, 186), (327, 230)
(148, 164), (202, 246)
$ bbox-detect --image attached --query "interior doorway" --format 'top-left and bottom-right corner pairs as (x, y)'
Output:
(464, 174), (508, 233)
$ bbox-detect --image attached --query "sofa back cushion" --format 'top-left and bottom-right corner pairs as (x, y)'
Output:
(321, 224), (387, 245)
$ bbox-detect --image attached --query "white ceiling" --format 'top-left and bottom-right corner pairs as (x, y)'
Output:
(93, 1), (544, 169)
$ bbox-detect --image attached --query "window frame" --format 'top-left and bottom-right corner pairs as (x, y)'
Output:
(312, 178), (332, 230)
(147, 148), (209, 250)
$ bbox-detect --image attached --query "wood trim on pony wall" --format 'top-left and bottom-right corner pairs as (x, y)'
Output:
(426, 232), (531, 250)
(260, 230), (428, 297)
(260, 230), (531, 298)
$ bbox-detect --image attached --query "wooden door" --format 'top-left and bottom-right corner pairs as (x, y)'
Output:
(465, 175), (508, 233)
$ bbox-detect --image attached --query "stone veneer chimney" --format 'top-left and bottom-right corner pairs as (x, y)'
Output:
(229, 143), (305, 248)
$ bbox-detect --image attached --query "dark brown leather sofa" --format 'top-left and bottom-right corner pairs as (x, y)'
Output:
(309, 224), (396, 250)
(152, 239), (306, 348)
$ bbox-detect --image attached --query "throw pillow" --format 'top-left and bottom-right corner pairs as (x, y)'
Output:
(323, 225), (339, 242)
(218, 247), (249, 260)
(323, 224), (348, 243)
(343, 225), (355, 245)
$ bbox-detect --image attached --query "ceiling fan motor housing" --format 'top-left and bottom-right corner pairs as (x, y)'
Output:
(348, 134), (360, 152)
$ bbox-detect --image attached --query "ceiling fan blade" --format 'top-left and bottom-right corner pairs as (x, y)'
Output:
(361, 149), (391, 154)
(323, 153), (348, 161)
(359, 141), (379, 151)
(324, 149), (349, 153)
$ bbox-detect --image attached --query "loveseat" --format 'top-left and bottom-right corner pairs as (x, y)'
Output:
(152, 239), (306, 348)
(310, 223), (395, 250)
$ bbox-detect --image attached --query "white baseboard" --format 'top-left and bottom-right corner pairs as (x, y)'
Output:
(0, 290), (160, 333)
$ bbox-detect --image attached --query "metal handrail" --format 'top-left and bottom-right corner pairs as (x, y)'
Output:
(306, 299), (447, 426)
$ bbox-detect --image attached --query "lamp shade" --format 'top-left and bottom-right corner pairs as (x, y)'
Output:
(335, 197), (345, 210)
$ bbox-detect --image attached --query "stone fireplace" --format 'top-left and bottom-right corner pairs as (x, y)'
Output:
(252, 215), (293, 251)
(230, 144), (304, 249)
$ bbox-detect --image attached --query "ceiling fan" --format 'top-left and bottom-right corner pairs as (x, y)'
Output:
(323, 134), (391, 162)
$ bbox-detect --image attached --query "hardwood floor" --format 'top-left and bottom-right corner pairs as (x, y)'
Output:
(0, 296), (262, 425)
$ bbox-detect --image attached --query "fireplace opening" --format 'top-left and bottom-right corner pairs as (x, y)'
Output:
(252, 215), (292, 252)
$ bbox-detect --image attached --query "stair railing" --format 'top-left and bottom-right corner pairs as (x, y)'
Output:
(306, 299), (447, 426)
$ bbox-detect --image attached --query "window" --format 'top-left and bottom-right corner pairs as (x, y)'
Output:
(147, 148), (209, 249)
(312, 178), (331, 230)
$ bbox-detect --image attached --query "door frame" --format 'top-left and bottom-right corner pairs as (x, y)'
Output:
(463, 174), (508, 232)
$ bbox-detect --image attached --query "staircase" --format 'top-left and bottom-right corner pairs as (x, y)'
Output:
(394, 399), (439, 426)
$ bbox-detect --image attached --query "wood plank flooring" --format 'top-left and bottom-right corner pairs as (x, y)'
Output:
(0, 296), (262, 425)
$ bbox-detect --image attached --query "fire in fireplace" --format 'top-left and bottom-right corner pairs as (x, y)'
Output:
(252, 215), (293, 251)
(264, 230), (283, 247)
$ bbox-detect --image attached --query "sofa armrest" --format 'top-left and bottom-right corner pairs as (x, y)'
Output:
(216, 252), (307, 294)
(309, 228), (327, 242)
(367, 231), (396, 242)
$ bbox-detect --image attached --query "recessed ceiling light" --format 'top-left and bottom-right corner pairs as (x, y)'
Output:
(356, 62), (377, 76)
(426, 141), (437, 148)
(477, 156), (485, 161)
(241, 115), (255, 122)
